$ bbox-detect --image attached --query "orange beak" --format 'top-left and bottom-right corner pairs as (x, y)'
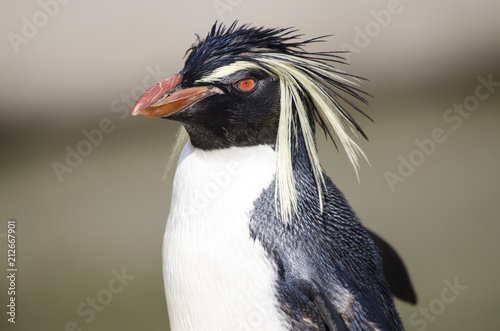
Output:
(132, 74), (223, 118)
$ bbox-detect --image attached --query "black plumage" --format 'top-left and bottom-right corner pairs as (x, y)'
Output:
(250, 128), (404, 330)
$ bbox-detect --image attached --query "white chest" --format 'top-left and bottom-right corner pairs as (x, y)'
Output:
(163, 142), (288, 331)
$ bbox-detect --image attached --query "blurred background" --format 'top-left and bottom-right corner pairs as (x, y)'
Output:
(1, 0), (499, 330)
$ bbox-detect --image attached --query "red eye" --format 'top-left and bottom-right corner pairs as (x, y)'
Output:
(237, 78), (256, 91)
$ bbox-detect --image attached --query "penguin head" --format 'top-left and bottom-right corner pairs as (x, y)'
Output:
(134, 65), (281, 150)
(133, 22), (369, 223)
(132, 24), (290, 149)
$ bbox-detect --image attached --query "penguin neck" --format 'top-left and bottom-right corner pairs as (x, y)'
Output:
(282, 122), (326, 223)
(177, 116), (279, 150)
(289, 120), (320, 183)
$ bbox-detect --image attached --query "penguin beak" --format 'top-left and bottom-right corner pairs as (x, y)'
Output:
(132, 74), (223, 118)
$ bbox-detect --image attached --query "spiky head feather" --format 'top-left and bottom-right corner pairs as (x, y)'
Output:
(168, 22), (370, 224)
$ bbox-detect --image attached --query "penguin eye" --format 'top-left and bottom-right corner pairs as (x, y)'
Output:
(236, 78), (256, 91)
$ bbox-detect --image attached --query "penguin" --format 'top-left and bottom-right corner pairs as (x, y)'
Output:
(132, 22), (415, 331)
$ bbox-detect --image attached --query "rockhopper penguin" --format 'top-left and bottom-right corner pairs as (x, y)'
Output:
(132, 22), (415, 331)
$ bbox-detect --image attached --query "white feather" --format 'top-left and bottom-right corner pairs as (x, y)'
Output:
(163, 141), (288, 331)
